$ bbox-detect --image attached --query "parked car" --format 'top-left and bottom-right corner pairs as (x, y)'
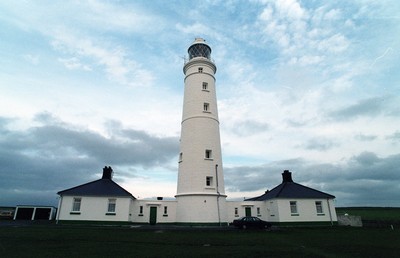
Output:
(231, 216), (272, 229)
(0, 210), (14, 220)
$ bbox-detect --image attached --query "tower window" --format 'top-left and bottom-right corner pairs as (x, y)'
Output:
(198, 67), (203, 73)
(206, 176), (213, 186)
(179, 152), (183, 162)
(203, 103), (209, 112)
(202, 82), (208, 90)
(205, 149), (212, 159)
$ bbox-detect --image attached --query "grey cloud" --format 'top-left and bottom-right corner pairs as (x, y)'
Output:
(386, 131), (400, 142)
(328, 96), (388, 121)
(225, 152), (400, 207)
(225, 158), (305, 192)
(300, 137), (337, 151)
(0, 115), (179, 206)
(231, 119), (269, 136)
(354, 133), (377, 141)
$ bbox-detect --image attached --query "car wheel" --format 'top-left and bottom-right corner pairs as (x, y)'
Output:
(242, 225), (247, 229)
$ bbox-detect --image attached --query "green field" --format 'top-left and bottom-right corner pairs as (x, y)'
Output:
(1, 225), (399, 257)
(336, 207), (400, 220)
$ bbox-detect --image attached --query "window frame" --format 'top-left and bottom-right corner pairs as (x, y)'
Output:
(290, 201), (298, 215)
(203, 102), (210, 112)
(206, 176), (213, 187)
(107, 198), (116, 213)
(315, 201), (324, 215)
(198, 67), (203, 73)
(72, 197), (81, 212)
(205, 149), (212, 159)
(202, 82), (208, 90)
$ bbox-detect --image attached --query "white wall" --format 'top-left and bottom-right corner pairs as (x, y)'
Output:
(175, 195), (227, 224)
(272, 198), (337, 223)
(226, 201), (267, 223)
(130, 199), (177, 224)
(57, 196), (132, 222)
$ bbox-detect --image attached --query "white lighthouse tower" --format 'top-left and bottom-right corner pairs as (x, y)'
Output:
(176, 38), (227, 225)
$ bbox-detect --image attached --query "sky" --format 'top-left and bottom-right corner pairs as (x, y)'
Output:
(0, 0), (399, 208)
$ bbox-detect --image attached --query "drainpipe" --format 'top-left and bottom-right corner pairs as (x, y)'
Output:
(56, 196), (62, 224)
(327, 198), (333, 226)
(215, 164), (221, 226)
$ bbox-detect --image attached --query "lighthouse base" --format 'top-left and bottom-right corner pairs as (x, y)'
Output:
(175, 194), (228, 225)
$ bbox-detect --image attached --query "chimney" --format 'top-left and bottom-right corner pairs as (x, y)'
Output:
(102, 166), (113, 180)
(282, 170), (293, 183)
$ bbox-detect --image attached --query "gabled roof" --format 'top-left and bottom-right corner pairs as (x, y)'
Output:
(57, 167), (135, 198)
(246, 170), (335, 201)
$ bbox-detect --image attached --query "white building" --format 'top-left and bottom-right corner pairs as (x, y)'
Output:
(176, 38), (227, 225)
(56, 39), (337, 226)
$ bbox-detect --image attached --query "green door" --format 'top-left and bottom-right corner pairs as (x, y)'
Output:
(149, 207), (157, 225)
(245, 207), (252, 217)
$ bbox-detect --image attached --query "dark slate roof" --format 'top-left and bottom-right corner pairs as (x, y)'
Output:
(246, 170), (335, 201)
(57, 178), (135, 198)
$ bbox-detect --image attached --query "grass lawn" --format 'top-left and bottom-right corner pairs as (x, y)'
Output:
(1, 225), (399, 257)
(336, 207), (400, 220)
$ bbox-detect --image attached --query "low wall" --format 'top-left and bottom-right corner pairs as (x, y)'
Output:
(337, 215), (362, 227)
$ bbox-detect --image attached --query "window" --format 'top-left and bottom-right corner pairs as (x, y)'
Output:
(202, 82), (208, 90)
(108, 199), (116, 213)
(198, 67), (203, 73)
(72, 198), (81, 212)
(315, 201), (323, 214)
(290, 201), (298, 215)
(179, 152), (183, 162)
(203, 103), (209, 112)
(205, 149), (212, 159)
(206, 176), (213, 186)
(139, 205), (143, 216)
(257, 207), (261, 216)
(234, 207), (238, 216)
(164, 206), (168, 215)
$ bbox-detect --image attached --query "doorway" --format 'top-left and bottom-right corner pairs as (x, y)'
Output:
(149, 207), (157, 225)
(245, 207), (252, 217)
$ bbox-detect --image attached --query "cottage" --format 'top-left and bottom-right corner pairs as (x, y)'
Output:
(57, 166), (135, 222)
(243, 170), (337, 225)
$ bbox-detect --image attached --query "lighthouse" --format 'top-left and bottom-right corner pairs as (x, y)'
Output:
(175, 38), (227, 224)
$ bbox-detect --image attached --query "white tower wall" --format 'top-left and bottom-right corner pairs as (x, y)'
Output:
(176, 38), (227, 224)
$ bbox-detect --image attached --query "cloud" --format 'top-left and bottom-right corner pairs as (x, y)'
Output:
(300, 137), (338, 151)
(354, 133), (377, 142)
(0, 114), (179, 206)
(51, 31), (154, 87)
(231, 119), (270, 136)
(386, 131), (400, 142)
(23, 54), (40, 65)
(328, 96), (388, 121)
(58, 57), (92, 71)
(257, 0), (349, 66)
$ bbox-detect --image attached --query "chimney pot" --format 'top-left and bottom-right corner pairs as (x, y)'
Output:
(102, 166), (113, 180)
(282, 170), (293, 183)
